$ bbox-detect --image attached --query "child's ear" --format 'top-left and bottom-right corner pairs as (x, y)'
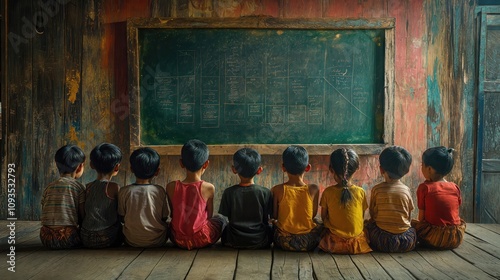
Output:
(202, 160), (209, 169)
(75, 163), (85, 176)
(304, 164), (312, 172)
(154, 168), (160, 177)
(179, 158), (185, 168)
(329, 164), (334, 173)
(281, 163), (286, 173)
(256, 166), (263, 175)
(379, 166), (385, 175)
(114, 163), (121, 172)
(231, 166), (238, 174)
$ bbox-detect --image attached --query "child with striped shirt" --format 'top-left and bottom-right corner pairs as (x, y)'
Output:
(365, 146), (417, 252)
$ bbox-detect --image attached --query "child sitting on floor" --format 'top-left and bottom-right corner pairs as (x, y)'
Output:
(271, 145), (322, 251)
(81, 143), (123, 248)
(412, 146), (466, 249)
(219, 148), (273, 249)
(365, 146), (417, 253)
(40, 144), (86, 249)
(318, 148), (372, 254)
(166, 139), (228, 250)
(118, 147), (169, 247)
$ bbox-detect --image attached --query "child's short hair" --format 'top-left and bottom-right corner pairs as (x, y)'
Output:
(422, 146), (454, 176)
(90, 143), (122, 174)
(233, 148), (261, 178)
(130, 147), (160, 179)
(181, 139), (209, 172)
(282, 145), (309, 175)
(55, 144), (86, 174)
(379, 146), (412, 179)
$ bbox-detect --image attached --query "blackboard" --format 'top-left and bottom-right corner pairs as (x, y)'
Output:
(128, 18), (395, 154)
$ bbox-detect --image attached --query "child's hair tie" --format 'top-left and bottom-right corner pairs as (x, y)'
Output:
(447, 148), (455, 154)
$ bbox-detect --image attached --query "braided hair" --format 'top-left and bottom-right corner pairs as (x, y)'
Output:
(330, 148), (359, 206)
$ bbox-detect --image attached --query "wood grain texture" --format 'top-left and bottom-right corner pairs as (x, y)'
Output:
(0, 0), (479, 222)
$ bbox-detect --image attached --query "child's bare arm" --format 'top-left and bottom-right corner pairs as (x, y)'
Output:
(201, 182), (215, 218)
(271, 185), (282, 221)
(309, 184), (320, 218)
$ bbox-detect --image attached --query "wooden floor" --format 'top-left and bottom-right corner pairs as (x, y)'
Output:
(1, 221), (499, 280)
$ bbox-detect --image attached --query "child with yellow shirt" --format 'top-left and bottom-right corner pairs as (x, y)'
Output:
(271, 145), (322, 251)
(319, 148), (372, 254)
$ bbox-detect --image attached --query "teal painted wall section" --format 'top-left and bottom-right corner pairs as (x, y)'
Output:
(424, 0), (477, 220)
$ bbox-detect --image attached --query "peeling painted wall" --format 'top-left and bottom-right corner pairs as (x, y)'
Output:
(1, 0), (477, 221)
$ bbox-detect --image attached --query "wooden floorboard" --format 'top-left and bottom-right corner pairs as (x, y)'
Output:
(1, 221), (499, 280)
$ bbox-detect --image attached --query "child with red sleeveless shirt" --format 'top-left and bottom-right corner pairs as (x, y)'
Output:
(166, 139), (228, 250)
(271, 145), (322, 251)
(412, 146), (466, 249)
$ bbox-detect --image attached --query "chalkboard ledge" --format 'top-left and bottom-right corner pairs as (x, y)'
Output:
(132, 144), (388, 156)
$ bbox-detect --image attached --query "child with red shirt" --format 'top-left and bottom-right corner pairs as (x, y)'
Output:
(166, 139), (228, 250)
(413, 146), (466, 249)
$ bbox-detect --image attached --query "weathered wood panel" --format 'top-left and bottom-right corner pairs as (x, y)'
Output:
(1, 222), (500, 279)
(0, 0), (480, 222)
(32, 0), (66, 221)
(3, 0), (34, 220)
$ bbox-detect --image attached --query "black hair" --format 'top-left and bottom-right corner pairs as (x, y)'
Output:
(379, 146), (412, 179)
(54, 144), (86, 174)
(330, 148), (359, 206)
(282, 145), (309, 175)
(90, 143), (122, 174)
(130, 147), (160, 179)
(181, 139), (209, 172)
(233, 148), (261, 178)
(422, 146), (455, 176)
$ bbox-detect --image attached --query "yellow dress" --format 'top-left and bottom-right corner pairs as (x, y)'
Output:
(319, 185), (372, 254)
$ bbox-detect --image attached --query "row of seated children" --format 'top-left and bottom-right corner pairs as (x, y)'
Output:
(40, 140), (465, 253)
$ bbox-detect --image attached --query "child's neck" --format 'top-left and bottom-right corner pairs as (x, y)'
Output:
(97, 173), (114, 181)
(135, 178), (152, 185)
(182, 169), (204, 183)
(239, 177), (254, 186)
(60, 172), (78, 179)
(285, 173), (306, 186)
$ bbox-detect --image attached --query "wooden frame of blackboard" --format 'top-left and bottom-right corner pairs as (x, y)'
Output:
(127, 17), (395, 155)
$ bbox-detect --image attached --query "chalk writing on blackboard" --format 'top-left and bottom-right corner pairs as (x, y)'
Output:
(138, 28), (385, 145)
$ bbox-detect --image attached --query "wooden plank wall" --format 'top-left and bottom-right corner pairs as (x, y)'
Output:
(0, 0), (477, 221)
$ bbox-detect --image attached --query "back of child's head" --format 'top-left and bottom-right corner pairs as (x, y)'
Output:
(130, 147), (160, 180)
(282, 145), (309, 175)
(90, 143), (122, 174)
(55, 144), (86, 174)
(330, 148), (359, 206)
(181, 139), (209, 172)
(422, 146), (454, 176)
(330, 148), (359, 186)
(233, 148), (261, 178)
(379, 146), (412, 179)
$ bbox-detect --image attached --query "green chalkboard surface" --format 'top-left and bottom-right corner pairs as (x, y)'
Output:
(136, 23), (387, 146)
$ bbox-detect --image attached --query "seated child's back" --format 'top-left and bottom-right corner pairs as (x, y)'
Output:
(271, 145), (322, 252)
(118, 148), (169, 247)
(166, 139), (227, 250)
(366, 146), (416, 253)
(40, 144), (86, 249)
(219, 148), (272, 249)
(81, 143), (123, 248)
(413, 146), (466, 249)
